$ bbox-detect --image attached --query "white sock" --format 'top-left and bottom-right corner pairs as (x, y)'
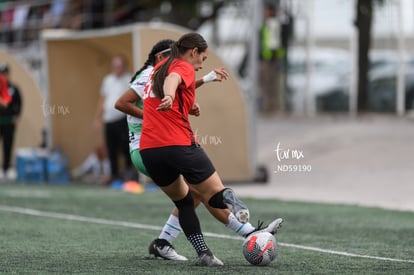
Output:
(102, 158), (111, 176)
(226, 212), (255, 237)
(158, 214), (182, 244)
(81, 153), (98, 173)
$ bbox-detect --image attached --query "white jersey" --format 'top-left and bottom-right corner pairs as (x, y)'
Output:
(100, 72), (131, 123)
(127, 66), (153, 152)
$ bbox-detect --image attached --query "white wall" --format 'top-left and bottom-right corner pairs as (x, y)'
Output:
(292, 0), (414, 39)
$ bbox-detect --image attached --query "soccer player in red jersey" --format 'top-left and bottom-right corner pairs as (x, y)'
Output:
(140, 33), (283, 266)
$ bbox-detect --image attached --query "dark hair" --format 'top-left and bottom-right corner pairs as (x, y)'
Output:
(129, 39), (175, 83)
(152, 32), (208, 98)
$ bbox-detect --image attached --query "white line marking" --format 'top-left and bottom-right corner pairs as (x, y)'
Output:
(0, 204), (413, 264)
(279, 243), (414, 263)
(0, 205), (161, 231)
(3, 190), (51, 198)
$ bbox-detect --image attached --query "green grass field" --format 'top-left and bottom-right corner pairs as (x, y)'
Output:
(0, 182), (413, 274)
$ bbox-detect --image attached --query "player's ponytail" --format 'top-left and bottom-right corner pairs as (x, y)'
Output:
(152, 42), (179, 98)
(152, 32), (208, 99)
(130, 39), (175, 83)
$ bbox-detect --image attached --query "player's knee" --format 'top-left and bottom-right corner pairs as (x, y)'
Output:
(208, 188), (228, 209)
(173, 191), (194, 210)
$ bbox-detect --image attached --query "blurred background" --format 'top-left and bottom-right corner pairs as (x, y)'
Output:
(0, 0), (413, 210)
(1, 0), (414, 114)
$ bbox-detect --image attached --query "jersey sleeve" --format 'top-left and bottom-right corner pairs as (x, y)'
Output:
(170, 60), (195, 89)
(130, 67), (152, 100)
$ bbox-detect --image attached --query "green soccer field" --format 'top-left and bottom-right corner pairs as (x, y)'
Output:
(0, 182), (413, 274)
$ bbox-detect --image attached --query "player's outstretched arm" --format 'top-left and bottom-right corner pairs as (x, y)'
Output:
(195, 67), (230, 88)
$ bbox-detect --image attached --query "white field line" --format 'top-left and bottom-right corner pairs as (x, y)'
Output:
(0, 205), (413, 264)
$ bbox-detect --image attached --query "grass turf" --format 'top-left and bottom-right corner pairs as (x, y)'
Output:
(0, 182), (413, 274)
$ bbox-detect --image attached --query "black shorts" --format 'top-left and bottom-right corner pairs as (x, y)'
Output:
(140, 143), (216, 187)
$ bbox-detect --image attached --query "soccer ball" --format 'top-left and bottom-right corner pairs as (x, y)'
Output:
(242, 231), (278, 266)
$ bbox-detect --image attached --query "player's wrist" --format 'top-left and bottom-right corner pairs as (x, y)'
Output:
(165, 94), (174, 101)
(202, 70), (217, 83)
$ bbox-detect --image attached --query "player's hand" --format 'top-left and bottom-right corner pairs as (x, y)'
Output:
(157, 95), (174, 111)
(213, 67), (229, 81)
(189, 103), (200, 116)
(202, 67), (229, 83)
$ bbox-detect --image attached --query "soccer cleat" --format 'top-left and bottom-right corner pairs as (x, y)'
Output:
(148, 238), (188, 261)
(222, 188), (250, 223)
(196, 251), (224, 266)
(263, 218), (284, 235)
(246, 218), (284, 237)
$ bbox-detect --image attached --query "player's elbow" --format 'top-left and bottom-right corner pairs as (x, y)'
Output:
(114, 99), (124, 112)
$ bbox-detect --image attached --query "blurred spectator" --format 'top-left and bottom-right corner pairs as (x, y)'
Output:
(71, 139), (111, 183)
(0, 63), (22, 180)
(60, 0), (84, 29)
(259, 3), (281, 113)
(0, 2), (14, 44)
(0, 0), (146, 46)
(49, 0), (66, 28)
(26, 3), (48, 42)
(113, 1), (141, 26)
(11, 1), (30, 47)
(94, 55), (133, 184)
(83, 0), (105, 29)
(38, 3), (54, 29)
(0, 64), (10, 108)
(34, 1), (65, 30)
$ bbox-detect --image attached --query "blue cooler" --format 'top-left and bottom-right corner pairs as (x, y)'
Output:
(46, 149), (69, 184)
(16, 148), (48, 183)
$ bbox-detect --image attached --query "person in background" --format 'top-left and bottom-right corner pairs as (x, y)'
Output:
(71, 139), (111, 184)
(60, 0), (84, 30)
(259, 3), (282, 113)
(11, 1), (30, 48)
(94, 55), (133, 184)
(0, 63), (22, 180)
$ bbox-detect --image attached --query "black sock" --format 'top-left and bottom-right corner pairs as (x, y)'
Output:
(173, 191), (200, 237)
(174, 192), (210, 255)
